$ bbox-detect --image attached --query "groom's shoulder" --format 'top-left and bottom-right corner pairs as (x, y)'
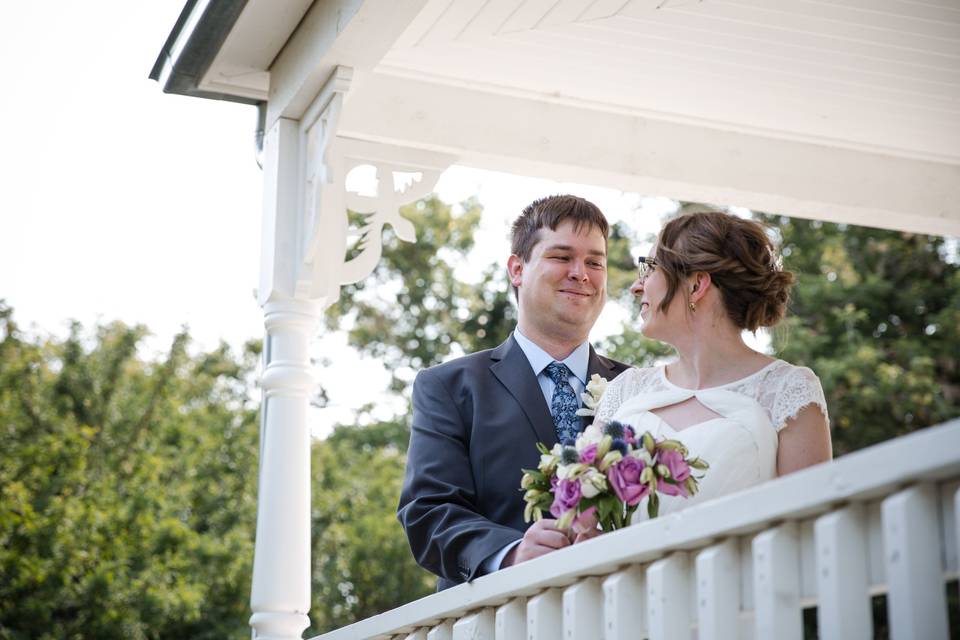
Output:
(594, 350), (631, 376)
(417, 340), (508, 382)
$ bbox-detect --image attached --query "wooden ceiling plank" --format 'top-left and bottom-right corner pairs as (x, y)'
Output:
(619, 1), (960, 58)
(417, 0), (488, 46)
(587, 14), (960, 83)
(612, 10), (960, 69)
(499, 0), (569, 34)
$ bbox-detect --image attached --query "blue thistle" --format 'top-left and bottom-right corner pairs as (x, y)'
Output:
(603, 421), (625, 439)
(560, 446), (580, 465)
(610, 438), (628, 456)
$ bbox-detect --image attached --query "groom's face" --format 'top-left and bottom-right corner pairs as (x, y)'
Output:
(508, 220), (607, 343)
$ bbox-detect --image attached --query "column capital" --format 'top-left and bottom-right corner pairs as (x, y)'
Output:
(259, 65), (458, 311)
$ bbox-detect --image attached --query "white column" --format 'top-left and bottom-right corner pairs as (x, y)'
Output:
(602, 565), (646, 640)
(527, 589), (562, 640)
(494, 597), (526, 640)
(752, 522), (801, 640)
(814, 505), (871, 640)
(427, 621), (453, 640)
(249, 297), (321, 640)
(453, 609), (494, 640)
(647, 552), (691, 640)
(563, 577), (602, 640)
(696, 538), (741, 640)
(882, 484), (949, 640)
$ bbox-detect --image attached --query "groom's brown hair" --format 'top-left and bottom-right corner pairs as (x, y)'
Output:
(510, 195), (609, 262)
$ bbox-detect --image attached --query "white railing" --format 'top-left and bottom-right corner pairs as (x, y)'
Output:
(311, 419), (960, 640)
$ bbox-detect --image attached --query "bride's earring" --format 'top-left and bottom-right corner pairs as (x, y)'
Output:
(689, 301), (696, 312)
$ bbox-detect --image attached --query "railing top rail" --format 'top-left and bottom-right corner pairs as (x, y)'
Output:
(310, 419), (960, 640)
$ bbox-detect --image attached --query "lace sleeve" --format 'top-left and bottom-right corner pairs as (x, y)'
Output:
(594, 368), (637, 425)
(771, 366), (829, 432)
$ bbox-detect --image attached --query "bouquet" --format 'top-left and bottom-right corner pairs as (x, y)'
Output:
(521, 420), (708, 532)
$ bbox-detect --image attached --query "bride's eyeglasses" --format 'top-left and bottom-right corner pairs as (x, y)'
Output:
(637, 256), (658, 281)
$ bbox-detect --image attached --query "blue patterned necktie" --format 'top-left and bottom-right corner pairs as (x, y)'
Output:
(545, 362), (580, 443)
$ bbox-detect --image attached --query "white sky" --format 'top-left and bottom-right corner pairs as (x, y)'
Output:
(0, 2), (751, 436)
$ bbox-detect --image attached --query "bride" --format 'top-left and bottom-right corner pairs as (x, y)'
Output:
(594, 209), (832, 521)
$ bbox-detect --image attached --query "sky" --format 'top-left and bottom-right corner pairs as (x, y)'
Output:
(1, 2), (687, 434)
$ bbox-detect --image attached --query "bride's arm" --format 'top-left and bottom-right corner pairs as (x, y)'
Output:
(776, 405), (832, 475)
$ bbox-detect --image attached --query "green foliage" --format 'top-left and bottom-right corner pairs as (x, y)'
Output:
(0, 303), (261, 639)
(757, 216), (960, 453)
(325, 196), (516, 388)
(307, 421), (432, 636)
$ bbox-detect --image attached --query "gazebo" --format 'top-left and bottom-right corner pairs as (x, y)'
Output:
(151, 2), (960, 639)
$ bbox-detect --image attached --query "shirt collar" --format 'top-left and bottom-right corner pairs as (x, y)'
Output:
(513, 328), (591, 385)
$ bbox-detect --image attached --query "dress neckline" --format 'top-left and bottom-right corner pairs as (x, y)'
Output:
(659, 359), (781, 392)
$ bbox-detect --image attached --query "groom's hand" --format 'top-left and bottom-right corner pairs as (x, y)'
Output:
(501, 518), (570, 568)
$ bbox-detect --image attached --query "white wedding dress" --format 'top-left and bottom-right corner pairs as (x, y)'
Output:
(594, 360), (828, 522)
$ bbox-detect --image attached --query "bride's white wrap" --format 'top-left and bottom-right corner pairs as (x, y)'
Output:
(595, 361), (828, 521)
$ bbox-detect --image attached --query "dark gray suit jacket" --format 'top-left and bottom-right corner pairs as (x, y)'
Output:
(397, 335), (630, 590)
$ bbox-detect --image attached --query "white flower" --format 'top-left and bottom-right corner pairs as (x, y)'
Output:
(575, 374), (609, 417)
(538, 452), (559, 474)
(580, 468), (608, 498)
(630, 447), (654, 466)
(557, 462), (587, 480)
(576, 423), (605, 449)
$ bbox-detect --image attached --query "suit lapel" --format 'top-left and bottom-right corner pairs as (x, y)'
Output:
(489, 336), (557, 446)
(581, 346), (620, 430)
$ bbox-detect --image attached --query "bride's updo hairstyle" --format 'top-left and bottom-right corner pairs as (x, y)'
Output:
(654, 209), (794, 332)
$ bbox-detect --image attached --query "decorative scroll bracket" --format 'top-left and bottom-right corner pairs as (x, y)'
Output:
(297, 66), (456, 307)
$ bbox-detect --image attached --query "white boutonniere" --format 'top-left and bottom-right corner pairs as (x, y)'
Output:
(575, 374), (609, 417)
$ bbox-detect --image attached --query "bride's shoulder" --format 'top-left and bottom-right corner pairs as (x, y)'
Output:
(759, 359), (822, 388)
(753, 359), (828, 431)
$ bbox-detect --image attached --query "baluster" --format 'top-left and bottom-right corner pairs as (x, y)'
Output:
(453, 609), (494, 640)
(814, 505), (871, 640)
(696, 538), (740, 640)
(955, 485), (960, 582)
(647, 552), (691, 640)
(882, 484), (949, 639)
(798, 520), (816, 602)
(753, 522), (801, 640)
(941, 481), (960, 576)
(495, 597), (526, 640)
(865, 501), (885, 588)
(563, 577), (602, 640)
(602, 565), (646, 640)
(403, 631), (428, 640)
(527, 588), (562, 640)
(427, 620), (453, 640)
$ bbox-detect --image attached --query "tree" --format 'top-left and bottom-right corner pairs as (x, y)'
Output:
(307, 420), (433, 636)
(0, 303), (260, 639)
(757, 216), (960, 454)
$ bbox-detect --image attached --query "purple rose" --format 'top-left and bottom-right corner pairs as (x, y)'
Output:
(579, 443), (598, 465)
(550, 479), (582, 518)
(607, 456), (650, 506)
(657, 449), (691, 497)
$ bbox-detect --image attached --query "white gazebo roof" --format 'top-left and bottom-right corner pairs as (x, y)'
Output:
(154, 0), (960, 236)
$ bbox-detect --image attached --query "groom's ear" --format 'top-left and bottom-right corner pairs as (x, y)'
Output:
(507, 254), (524, 287)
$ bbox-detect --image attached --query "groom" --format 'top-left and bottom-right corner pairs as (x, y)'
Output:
(397, 194), (629, 590)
